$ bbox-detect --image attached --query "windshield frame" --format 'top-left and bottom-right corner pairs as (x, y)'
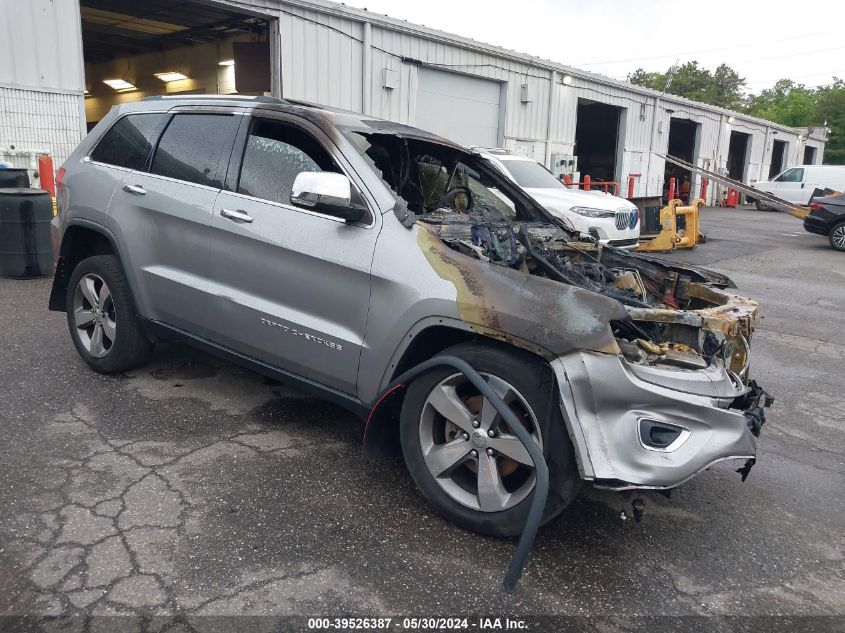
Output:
(339, 128), (570, 231)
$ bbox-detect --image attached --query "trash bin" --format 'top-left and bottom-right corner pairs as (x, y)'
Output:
(0, 168), (30, 189)
(0, 188), (55, 278)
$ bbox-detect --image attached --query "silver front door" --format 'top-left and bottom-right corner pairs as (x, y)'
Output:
(205, 116), (379, 395)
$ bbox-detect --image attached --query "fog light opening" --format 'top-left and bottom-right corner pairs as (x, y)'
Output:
(639, 419), (691, 452)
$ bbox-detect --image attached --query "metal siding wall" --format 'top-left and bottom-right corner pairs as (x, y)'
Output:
(211, 2), (823, 197)
(0, 87), (83, 174)
(279, 5), (363, 111)
(369, 25), (553, 156)
(0, 0), (84, 92)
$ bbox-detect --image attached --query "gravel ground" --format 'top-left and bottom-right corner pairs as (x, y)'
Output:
(0, 206), (842, 632)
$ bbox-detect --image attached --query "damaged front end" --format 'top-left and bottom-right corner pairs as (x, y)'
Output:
(419, 209), (773, 490)
(343, 127), (772, 490)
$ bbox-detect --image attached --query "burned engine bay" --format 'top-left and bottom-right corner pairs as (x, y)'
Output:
(426, 212), (759, 376)
(347, 130), (759, 379)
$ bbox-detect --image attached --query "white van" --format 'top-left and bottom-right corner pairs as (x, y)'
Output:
(752, 165), (845, 208)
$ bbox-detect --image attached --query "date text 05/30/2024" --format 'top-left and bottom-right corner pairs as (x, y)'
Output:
(307, 617), (528, 630)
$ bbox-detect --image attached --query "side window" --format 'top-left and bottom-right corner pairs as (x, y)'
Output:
(775, 168), (804, 182)
(90, 114), (167, 170)
(237, 119), (339, 205)
(150, 114), (240, 188)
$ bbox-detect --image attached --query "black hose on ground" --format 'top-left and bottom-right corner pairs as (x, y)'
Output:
(387, 355), (549, 593)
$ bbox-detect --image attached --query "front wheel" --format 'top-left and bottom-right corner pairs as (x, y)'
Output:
(399, 342), (580, 536)
(830, 221), (845, 251)
(66, 255), (152, 373)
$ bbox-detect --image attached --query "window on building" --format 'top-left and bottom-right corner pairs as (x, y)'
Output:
(90, 114), (167, 170)
(237, 119), (339, 205)
(151, 114), (240, 188)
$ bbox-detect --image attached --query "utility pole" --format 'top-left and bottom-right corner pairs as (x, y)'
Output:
(645, 61), (679, 197)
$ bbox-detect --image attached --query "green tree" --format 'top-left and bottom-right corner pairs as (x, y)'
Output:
(814, 79), (845, 165)
(745, 80), (817, 127)
(628, 62), (844, 164)
(746, 78), (844, 165)
(627, 61), (747, 109)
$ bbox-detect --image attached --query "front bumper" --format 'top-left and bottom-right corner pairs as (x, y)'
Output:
(551, 351), (771, 490)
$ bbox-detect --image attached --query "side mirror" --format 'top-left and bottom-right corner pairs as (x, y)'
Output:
(290, 172), (367, 223)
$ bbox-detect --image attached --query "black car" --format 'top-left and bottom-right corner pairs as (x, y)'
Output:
(803, 193), (845, 251)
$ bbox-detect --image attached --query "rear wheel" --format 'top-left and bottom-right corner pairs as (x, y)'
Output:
(755, 200), (773, 211)
(399, 342), (580, 536)
(66, 255), (152, 372)
(830, 221), (845, 251)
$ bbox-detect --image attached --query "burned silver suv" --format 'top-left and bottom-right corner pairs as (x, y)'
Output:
(49, 96), (771, 536)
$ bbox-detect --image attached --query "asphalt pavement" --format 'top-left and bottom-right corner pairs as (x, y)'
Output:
(0, 206), (842, 631)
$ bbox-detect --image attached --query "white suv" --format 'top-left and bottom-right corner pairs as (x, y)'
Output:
(476, 149), (640, 249)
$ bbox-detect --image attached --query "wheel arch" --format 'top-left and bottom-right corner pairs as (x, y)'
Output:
(49, 220), (122, 312)
(830, 218), (845, 251)
(362, 325), (555, 458)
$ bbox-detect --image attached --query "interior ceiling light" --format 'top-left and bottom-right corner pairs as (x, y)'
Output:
(103, 79), (135, 91)
(218, 59), (235, 66)
(155, 71), (190, 82)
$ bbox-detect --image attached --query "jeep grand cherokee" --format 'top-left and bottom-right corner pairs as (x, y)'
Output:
(49, 96), (771, 536)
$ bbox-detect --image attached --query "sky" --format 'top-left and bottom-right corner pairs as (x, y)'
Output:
(343, 0), (845, 92)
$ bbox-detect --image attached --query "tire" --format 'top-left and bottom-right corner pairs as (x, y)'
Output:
(65, 254), (152, 373)
(755, 200), (772, 211)
(830, 221), (845, 252)
(399, 342), (580, 537)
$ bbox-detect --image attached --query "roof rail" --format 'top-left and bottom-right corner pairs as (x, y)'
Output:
(142, 95), (288, 104)
(470, 146), (511, 155)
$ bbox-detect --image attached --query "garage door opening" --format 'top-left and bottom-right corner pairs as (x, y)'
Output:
(80, 0), (272, 129)
(803, 145), (817, 165)
(575, 99), (622, 183)
(769, 139), (787, 178)
(664, 118), (700, 203)
(727, 130), (751, 182)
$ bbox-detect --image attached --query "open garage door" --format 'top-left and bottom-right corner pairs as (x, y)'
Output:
(575, 99), (623, 183)
(727, 130), (751, 182)
(664, 118), (700, 203)
(80, 0), (273, 129)
(803, 145), (817, 165)
(769, 139), (787, 178)
(415, 68), (503, 148)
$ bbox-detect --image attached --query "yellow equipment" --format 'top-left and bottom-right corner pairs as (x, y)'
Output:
(635, 198), (705, 252)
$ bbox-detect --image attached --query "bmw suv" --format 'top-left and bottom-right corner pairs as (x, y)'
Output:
(475, 148), (640, 250)
(49, 96), (771, 536)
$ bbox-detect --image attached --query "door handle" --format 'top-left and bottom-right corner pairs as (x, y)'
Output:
(220, 208), (254, 223)
(123, 184), (146, 195)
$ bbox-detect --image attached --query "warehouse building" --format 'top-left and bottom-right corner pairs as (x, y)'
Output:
(0, 0), (829, 204)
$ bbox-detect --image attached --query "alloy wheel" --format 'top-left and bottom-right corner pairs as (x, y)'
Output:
(832, 225), (845, 250)
(418, 373), (542, 512)
(72, 273), (116, 358)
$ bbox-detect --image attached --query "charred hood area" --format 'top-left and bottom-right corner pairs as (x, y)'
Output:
(422, 209), (759, 378)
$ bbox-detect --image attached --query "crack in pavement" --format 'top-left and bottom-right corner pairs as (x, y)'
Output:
(2, 400), (365, 619)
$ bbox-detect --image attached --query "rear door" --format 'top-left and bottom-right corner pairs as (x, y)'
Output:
(205, 114), (379, 395)
(107, 109), (243, 335)
(83, 112), (169, 242)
